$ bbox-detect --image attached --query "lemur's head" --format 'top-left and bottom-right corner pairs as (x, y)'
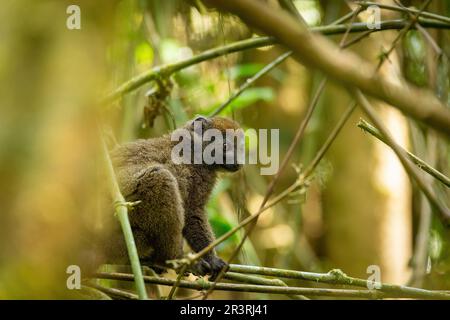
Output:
(172, 116), (244, 172)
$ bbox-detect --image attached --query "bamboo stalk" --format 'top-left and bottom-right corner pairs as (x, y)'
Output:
(100, 136), (148, 300)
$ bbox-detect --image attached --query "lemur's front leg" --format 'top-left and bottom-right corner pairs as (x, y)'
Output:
(182, 208), (227, 280)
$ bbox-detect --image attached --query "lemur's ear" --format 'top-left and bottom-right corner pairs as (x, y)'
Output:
(190, 115), (212, 134)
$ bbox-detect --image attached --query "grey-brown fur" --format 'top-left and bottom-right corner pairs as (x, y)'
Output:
(103, 116), (242, 278)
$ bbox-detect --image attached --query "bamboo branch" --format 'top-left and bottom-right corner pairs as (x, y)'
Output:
(224, 272), (285, 286)
(358, 119), (450, 188)
(103, 18), (450, 105)
(93, 271), (450, 299)
(100, 136), (148, 300)
(352, 90), (450, 222)
(228, 264), (450, 299)
(88, 283), (139, 300)
(223, 272), (309, 300)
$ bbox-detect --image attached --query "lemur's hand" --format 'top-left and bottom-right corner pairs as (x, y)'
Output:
(191, 255), (228, 281)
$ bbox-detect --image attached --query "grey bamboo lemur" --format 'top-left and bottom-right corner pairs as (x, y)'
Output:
(104, 116), (242, 279)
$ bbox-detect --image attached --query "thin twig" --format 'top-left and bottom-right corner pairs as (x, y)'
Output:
(374, 0), (432, 72)
(167, 264), (187, 300)
(341, 29), (376, 48)
(278, 0), (307, 25)
(303, 102), (357, 178)
(209, 51), (292, 116)
(352, 89), (450, 223)
(358, 119), (450, 188)
(394, 0), (444, 57)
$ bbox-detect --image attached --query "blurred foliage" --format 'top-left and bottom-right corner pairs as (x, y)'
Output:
(0, 0), (449, 299)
